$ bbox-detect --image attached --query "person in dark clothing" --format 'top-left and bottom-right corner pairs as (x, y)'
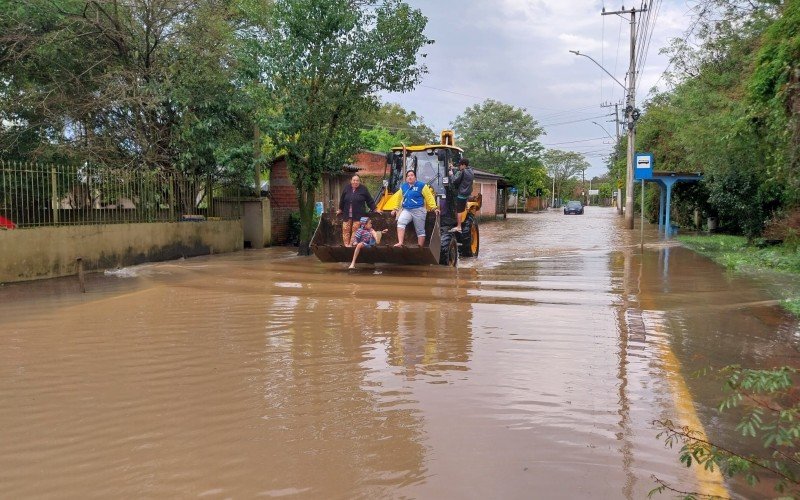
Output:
(337, 174), (376, 247)
(449, 158), (474, 232)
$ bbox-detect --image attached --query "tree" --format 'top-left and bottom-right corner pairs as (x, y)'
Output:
(258, 0), (430, 255)
(631, 0), (793, 238)
(0, 0), (254, 176)
(359, 127), (407, 153)
(365, 102), (436, 146)
(542, 149), (589, 203)
(504, 160), (548, 198)
(451, 99), (545, 181)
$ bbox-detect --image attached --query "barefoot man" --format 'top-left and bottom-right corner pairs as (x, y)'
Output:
(385, 169), (438, 247)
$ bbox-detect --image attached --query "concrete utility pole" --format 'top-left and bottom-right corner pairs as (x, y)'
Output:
(601, 101), (623, 214)
(602, 6), (645, 230)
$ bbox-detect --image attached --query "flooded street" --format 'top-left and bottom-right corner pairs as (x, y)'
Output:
(2, 207), (799, 499)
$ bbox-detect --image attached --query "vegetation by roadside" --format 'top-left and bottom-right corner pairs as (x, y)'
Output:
(650, 234), (800, 499)
(678, 234), (800, 318)
(650, 235), (800, 499)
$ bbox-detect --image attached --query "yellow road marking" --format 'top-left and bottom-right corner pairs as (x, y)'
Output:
(652, 313), (729, 498)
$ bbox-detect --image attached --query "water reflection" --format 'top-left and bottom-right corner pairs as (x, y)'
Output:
(379, 300), (472, 378)
(2, 209), (799, 498)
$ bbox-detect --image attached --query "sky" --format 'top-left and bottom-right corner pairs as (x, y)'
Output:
(380, 0), (694, 179)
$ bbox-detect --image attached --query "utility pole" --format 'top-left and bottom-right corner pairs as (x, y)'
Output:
(581, 167), (586, 205)
(601, 101), (623, 214)
(602, 6), (645, 230)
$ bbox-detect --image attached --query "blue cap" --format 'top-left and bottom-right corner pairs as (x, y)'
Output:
(359, 217), (369, 224)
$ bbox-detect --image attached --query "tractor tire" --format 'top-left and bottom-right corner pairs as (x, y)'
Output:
(459, 213), (479, 257)
(439, 229), (459, 267)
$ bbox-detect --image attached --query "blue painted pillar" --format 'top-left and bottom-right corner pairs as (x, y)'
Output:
(658, 183), (667, 234)
(665, 180), (674, 237)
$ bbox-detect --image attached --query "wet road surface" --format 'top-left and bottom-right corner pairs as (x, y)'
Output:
(1, 207), (798, 498)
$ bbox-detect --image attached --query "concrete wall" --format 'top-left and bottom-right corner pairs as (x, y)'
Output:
(0, 220), (243, 283)
(242, 198), (271, 248)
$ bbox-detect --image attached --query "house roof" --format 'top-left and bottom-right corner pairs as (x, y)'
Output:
(473, 168), (511, 188)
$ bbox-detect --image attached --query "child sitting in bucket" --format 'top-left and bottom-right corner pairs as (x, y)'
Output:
(349, 217), (387, 269)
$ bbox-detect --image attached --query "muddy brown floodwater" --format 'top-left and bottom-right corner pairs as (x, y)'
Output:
(1, 207), (799, 499)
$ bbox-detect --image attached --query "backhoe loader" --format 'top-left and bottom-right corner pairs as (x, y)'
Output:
(311, 130), (481, 266)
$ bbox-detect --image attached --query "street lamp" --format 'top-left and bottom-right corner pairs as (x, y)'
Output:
(571, 48), (636, 229)
(569, 50), (626, 91)
(592, 121), (615, 141)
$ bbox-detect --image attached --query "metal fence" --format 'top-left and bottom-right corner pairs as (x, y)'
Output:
(0, 160), (244, 228)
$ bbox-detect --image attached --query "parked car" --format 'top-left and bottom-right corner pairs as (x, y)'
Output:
(563, 201), (584, 215)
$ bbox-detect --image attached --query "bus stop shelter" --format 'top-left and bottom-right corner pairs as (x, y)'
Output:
(634, 153), (702, 236)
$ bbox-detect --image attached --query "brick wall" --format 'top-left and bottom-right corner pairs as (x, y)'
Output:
(353, 151), (387, 177)
(269, 152), (389, 245)
(269, 157), (299, 245)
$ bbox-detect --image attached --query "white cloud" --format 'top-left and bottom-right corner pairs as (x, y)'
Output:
(380, 0), (693, 178)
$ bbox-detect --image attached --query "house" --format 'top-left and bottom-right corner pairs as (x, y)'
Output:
(471, 168), (510, 219)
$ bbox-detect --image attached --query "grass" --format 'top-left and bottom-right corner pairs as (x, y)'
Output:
(786, 298), (800, 317)
(678, 234), (800, 317)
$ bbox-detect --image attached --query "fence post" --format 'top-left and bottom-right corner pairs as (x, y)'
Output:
(168, 173), (175, 221)
(51, 166), (59, 225)
(207, 174), (213, 217)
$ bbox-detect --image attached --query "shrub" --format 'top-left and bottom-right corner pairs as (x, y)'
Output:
(288, 210), (320, 247)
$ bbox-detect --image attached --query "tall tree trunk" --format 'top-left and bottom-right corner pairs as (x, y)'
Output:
(297, 187), (315, 256)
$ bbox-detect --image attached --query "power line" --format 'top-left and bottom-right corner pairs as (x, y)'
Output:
(543, 137), (610, 146)
(540, 113), (614, 127)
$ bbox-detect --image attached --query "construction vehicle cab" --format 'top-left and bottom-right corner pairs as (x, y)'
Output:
(311, 130), (481, 266)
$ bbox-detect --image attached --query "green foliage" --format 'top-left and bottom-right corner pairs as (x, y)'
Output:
(257, 0), (430, 254)
(365, 102), (436, 146)
(359, 127), (406, 153)
(784, 298), (800, 317)
(503, 161), (549, 196)
(598, 182), (612, 200)
(748, 0), (800, 205)
(679, 234), (800, 274)
(287, 210), (320, 247)
(654, 365), (800, 498)
(0, 0), (255, 177)
(451, 99), (545, 186)
(632, 0), (799, 239)
(543, 149), (590, 203)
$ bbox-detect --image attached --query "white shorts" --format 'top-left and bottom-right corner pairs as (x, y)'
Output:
(397, 207), (427, 237)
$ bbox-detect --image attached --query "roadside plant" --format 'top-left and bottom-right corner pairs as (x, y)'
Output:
(652, 365), (800, 498)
